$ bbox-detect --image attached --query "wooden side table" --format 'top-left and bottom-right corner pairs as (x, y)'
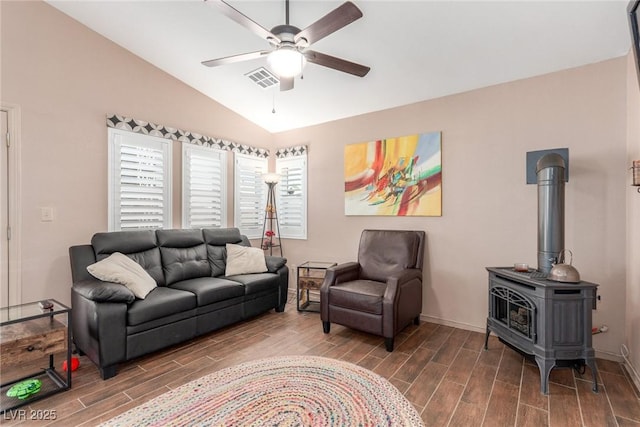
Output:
(297, 261), (336, 312)
(0, 300), (72, 413)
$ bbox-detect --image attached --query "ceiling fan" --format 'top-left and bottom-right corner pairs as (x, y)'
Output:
(201, 0), (370, 91)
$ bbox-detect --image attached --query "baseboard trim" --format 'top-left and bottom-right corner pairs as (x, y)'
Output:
(419, 314), (486, 334)
(594, 350), (623, 363)
(622, 358), (640, 397)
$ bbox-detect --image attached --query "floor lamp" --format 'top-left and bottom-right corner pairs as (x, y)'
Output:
(261, 173), (282, 256)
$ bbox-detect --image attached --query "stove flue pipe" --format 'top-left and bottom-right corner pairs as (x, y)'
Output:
(536, 153), (566, 274)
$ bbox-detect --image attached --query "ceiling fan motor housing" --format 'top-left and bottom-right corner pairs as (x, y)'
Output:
(271, 24), (301, 41)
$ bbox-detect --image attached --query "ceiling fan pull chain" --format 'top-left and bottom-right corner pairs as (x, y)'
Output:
(272, 91), (276, 114)
(300, 54), (304, 80)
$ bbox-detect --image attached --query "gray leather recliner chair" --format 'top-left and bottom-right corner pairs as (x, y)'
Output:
(320, 229), (426, 352)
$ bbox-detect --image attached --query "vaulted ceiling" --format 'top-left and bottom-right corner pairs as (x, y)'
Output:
(47, 0), (631, 133)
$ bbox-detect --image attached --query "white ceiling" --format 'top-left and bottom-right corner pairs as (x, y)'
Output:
(46, 0), (631, 133)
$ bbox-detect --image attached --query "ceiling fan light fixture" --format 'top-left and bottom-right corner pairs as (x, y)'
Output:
(268, 46), (306, 78)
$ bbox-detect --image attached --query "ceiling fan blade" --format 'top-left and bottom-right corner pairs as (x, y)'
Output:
(304, 50), (370, 77)
(206, 0), (280, 43)
(201, 50), (270, 67)
(280, 76), (294, 91)
(294, 1), (363, 46)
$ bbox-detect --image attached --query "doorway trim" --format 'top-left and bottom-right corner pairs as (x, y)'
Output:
(1, 103), (22, 306)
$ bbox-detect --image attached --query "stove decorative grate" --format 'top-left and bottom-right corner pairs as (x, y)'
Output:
(490, 286), (535, 340)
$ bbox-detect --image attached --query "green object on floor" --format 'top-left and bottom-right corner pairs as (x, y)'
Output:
(6, 379), (42, 399)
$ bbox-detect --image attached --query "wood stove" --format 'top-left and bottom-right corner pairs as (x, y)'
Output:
(485, 267), (599, 394)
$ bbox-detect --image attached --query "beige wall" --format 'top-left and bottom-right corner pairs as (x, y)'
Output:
(1, 1), (632, 360)
(275, 58), (628, 358)
(0, 1), (272, 305)
(626, 50), (640, 384)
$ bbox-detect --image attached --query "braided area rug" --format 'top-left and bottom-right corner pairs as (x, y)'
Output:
(100, 355), (424, 427)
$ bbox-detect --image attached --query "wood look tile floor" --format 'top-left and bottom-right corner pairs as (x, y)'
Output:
(2, 298), (639, 426)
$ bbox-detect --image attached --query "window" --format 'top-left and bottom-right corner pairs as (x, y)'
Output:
(276, 155), (307, 239)
(108, 128), (172, 231)
(182, 143), (227, 229)
(234, 154), (267, 238)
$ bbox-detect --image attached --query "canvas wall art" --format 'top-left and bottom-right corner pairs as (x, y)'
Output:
(344, 132), (442, 216)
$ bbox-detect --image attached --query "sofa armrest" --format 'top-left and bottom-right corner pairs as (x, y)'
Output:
(69, 244), (97, 282)
(265, 256), (287, 273)
(71, 289), (128, 378)
(274, 264), (289, 310)
(73, 279), (136, 303)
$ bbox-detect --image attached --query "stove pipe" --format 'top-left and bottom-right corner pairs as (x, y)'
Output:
(536, 153), (566, 274)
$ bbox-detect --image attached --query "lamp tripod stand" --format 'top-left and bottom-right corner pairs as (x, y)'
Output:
(261, 179), (282, 256)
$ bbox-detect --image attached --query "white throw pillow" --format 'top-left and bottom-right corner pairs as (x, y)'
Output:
(87, 252), (157, 299)
(225, 243), (268, 276)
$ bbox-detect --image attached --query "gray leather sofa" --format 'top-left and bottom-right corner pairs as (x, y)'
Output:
(69, 227), (288, 379)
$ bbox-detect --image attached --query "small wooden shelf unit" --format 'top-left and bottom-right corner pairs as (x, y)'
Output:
(0, 300), (72, 413)
(297, 261), (336, 312)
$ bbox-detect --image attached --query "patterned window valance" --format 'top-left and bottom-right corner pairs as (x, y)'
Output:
(275, 145), (308, 158)
(107, 114), (269, 158)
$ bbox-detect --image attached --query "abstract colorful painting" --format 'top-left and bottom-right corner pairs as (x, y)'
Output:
(344, 132), (442, 216)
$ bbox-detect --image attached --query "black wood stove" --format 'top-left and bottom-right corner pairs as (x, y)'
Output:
(485, 267), (598, 394)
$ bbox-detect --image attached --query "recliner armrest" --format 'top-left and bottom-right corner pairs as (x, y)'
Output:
(73, 279), (136, 303)
(321, 262), (360, 288)
(386, 269), (423, 287)
(320, 262), (360, 320)
(383, 268), (423, 298)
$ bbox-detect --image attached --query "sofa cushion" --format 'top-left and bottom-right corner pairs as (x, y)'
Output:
(204, 228), (245, 277)
(170, 277), (245, 306)
(87, 252), (157, 299)
(207, 246), (226, 277)
(92, 230), (165, 286)
(160, 244), (209, 285)
(203, 228), (243, 246)
(328, 280), (386, 315)
(157, 229), (210, 285)
(227, 272), (279, 295)
(126, 309), (197, 336)
(127, 286), (196, 326)
(225, 244), (267, 276)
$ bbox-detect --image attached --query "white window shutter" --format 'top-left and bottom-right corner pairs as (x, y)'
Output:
(276, 155), (307, 239)
(182, 144), (227, 229)
(108, 129), (172, 231)
(234, 154), (267, 239)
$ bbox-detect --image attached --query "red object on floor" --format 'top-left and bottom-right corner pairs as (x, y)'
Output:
(62, 357), (80, 372)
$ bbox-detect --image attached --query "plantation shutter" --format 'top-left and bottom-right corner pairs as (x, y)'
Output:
(276, 155), (307, 239)
(234, 154), (267, 239)
(108, 129), (172, 231)
(182, 144), (227, 229)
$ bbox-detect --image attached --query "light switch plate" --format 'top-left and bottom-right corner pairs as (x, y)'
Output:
(40, 207), (54, 222)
